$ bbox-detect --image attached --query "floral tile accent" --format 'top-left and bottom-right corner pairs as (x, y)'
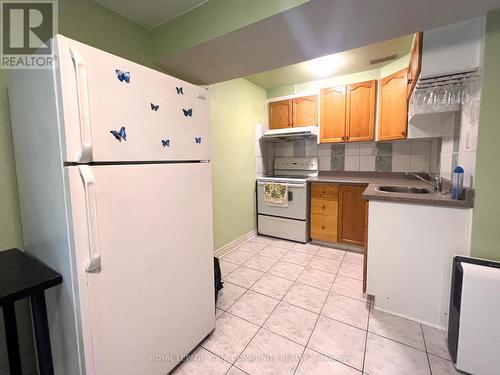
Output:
(375, 155), (392, 172)
(331, 156), (345, 171)
(332, 144), (346, 155)
(376, 142), (393, 155)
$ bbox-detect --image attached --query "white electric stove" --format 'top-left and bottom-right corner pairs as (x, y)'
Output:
(257, 158), (318, 242)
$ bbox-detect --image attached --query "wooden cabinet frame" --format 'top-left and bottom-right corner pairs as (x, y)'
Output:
(320, 80), (376, 144)
(377, 68), (409, 141)
(269, 99), (293, 129)
(268, 95), (318, 129)
(320, 87), (346, 143)
(346, 81), (377, 142)
(293, 95), (318, 127)
(337, 185), (368, 247)
(407, 32), (423, 100)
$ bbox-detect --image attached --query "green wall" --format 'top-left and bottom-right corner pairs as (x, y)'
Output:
(59, 0), (153, 67)
(471, 9), (500, 260)
(0, 0), (153, 251)
(210, 78), (266, 249)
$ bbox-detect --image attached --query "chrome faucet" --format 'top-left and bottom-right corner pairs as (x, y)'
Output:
(405, 172), (442, 193)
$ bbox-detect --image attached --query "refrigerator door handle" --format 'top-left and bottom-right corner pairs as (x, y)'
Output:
(78, 165), (101, 272)
(70, 47), (92, 163)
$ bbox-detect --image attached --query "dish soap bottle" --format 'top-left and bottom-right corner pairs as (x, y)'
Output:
(452, 166), (464, 200)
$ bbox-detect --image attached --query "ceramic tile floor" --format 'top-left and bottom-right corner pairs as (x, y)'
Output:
(174, 236), (459, 375)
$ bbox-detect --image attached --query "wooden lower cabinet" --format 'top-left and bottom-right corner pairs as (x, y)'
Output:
(311, 183), (338, 242)
(338, 185), (368, 247)
(311, 182), (368, 248)
(311, 213), (338, 243)
(311, 182), (368, 288)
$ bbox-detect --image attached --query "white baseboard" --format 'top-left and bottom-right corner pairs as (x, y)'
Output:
(372, 305), (446, 330)
(214, 229), (257, 258)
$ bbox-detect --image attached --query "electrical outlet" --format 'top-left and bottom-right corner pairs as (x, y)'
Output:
(465, 132), (471, 149)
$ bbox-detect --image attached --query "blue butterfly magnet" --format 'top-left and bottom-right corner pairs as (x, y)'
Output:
(161, 139), (170, 148)
(176, 87), (183, 95)
(115, 69), (130, 83)
(195, 137), (202, 144)
(110, 126), (127, 142)
(151, 103), (159, 111)
(183, 108), (193, 117)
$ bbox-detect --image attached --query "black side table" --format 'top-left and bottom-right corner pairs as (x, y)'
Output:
(0, 249), (63, 375)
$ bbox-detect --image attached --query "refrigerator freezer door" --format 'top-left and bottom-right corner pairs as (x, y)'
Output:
(66, 162), (215, 375)
(56, 35), (210, 163)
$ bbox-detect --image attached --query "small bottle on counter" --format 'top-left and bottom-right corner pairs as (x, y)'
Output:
(452, 166), (464, 200)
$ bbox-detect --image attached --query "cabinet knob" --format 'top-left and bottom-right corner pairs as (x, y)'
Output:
(401, 131), (406, 137)
(322, 226), (325, 230)
(322, 205), (326, 210)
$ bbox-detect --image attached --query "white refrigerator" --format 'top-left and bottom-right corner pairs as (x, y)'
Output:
(9, 35), (215, 375)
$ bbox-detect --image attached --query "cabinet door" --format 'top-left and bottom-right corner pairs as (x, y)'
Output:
(346, 80), (376, 142)
(378, 68), (408, 141)
(269, 99), (292, 129)
(407, 32), (423, 100)
(320, 86), (346, 143)
(293, 95), (318, 127)
(311, 183), (339, 243)
(338, 185), (368, 247)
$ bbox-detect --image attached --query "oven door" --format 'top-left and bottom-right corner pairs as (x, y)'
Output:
(257, 181), (307, 220)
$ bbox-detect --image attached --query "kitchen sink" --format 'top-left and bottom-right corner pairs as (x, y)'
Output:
(376, 186), (431, 194)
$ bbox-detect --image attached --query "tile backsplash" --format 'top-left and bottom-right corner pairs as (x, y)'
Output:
(271, 138), (439, 174)
(255, 75), (481, 185)
(437, 81), (481, 186)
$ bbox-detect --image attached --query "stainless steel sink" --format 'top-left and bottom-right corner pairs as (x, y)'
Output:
(376, 186), (431, 194)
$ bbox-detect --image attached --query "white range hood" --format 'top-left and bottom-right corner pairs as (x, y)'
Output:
(262, 126), (318, 140)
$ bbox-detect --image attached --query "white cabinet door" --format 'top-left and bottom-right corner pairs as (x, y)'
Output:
(57, 35), (210, 163)
(66, 162), (214, 375)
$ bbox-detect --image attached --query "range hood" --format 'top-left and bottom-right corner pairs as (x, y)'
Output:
(262, 126), (318, 140)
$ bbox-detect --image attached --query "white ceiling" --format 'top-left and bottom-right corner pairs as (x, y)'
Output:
(245, 35), (413, 90)
(156, 0), (500, 84)
(95, 0), (208, 28)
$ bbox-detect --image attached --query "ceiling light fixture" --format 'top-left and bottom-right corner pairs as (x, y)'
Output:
(307, 54), (344, 78)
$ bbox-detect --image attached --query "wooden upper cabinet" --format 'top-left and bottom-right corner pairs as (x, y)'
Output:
(293, 95), (318, 127)
(378, 68), (409, 141)
(346, 80), (376, 142)
(407, 32), (423, 100)
(320, 86), (346, 143)
(269, 99), (292, 129)
(338, 185), (368, 247)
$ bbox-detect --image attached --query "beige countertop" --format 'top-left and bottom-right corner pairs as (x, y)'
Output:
(308, 172), (474, 209)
